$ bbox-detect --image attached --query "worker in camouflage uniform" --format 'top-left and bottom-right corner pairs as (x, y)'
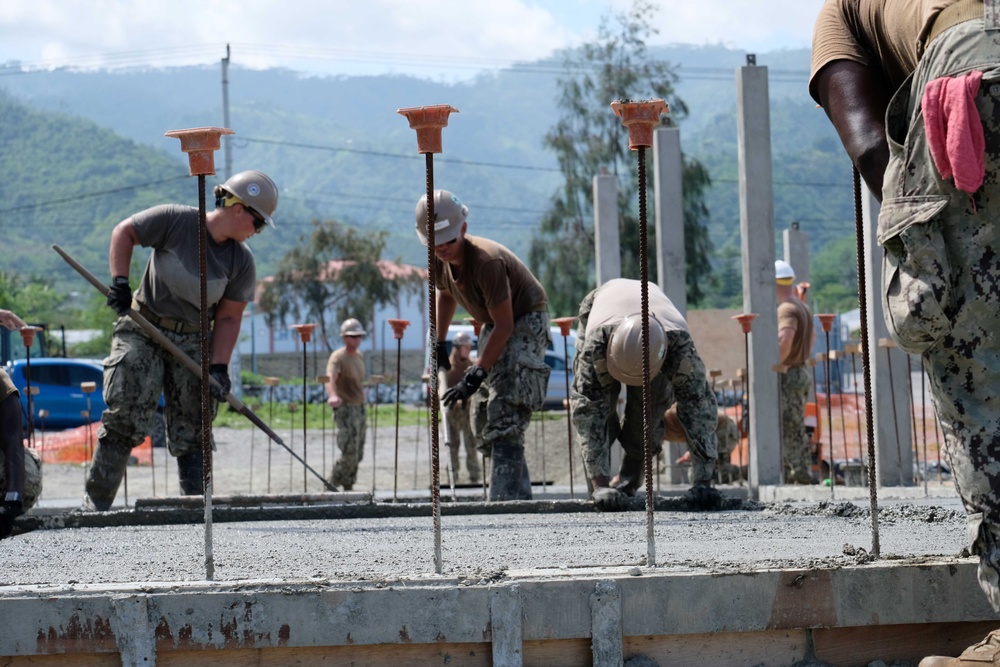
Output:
(775, 260), (816, 484)
(90, 171), (278, 510)
(326, 318), (367, 491)
(416, 189), (550, 501)
(0, 308), (42, 538)
(811, 1), (1000, 663)
(665, 407), (741, 483)
(440, 331), (481, 484)
(571, 279), (720, 511)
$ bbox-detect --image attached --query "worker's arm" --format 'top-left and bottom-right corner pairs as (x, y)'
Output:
(435, 290), (458, 342)
(475, 297), (514, 372)
(778, 326), (796, 365)
(667, 332), (719, 483)
(813, 60), (893, 201)
(326, 359), (341, 409)
(210, 298), (246, 366)
(109, 219), (139, 278)
(0, 310), (26, 331)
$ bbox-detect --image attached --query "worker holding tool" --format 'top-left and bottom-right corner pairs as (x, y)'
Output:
(439, 331), (481, 484)
(570, 278), (720, 512)
(325, 318), (367, 491)
(417, 189), (550, 501)
(0, 309), (42, 538)
(86, 170), (278, 511)
(775, 260), (816, 485)
(810, 1), (1000, 663)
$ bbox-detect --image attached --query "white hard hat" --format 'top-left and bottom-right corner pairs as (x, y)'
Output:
(452, 331), (473, 347)
(606, 314), (667, 387)
(340, 318), (366, 336)
(775, 260), (796, 281)
(415, 190), (468, 246)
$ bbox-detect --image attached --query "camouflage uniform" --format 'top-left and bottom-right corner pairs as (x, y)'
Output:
(715, 413), (741, 483)
(444, 400), (480, 483)
(330, 404), (366, 489)
(0, 369), (42, 509)
(571, 285), (718, 485)
(780, 366), (814, 483)
(873, 16), (1000, 609)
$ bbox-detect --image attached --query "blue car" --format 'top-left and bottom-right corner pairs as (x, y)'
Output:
(4, 358), (107, 430)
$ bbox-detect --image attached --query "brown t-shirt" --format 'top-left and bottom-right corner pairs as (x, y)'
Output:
(809, 0), (970, 103)
(325, 348), (366, 406)
(778, 298), (815, 366)
(434, 235), (548, 324)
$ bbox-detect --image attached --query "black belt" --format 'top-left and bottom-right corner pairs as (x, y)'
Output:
(133, 301), (201, 335)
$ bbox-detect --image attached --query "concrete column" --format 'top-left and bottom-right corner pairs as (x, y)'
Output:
(590, 581), (623, 667)
(861, 191), (914, 486)
(782, 222), (810, 286)
(110, 595), (155, 667)
(491, 584), (523, 667)
(736, 62), (781, 491)
(653, 125), (686, 317)
(593, 170), (621, 286)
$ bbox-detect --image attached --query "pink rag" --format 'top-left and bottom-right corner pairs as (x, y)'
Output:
(921, 70), (985, 194)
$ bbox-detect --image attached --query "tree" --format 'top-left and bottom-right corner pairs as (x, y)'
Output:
(529, 0), (713, 316)
(808, 234), (860, 315)
(258, 220), (422, 351)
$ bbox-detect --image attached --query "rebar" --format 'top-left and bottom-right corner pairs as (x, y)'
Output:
(392, 336), (404, 503)
(195, 173), (214, 580)
(847, 345), (865, 479)
(823, 335), (835, 497)
(905, 354), (920, 485)
(635, 145), (656, 567)
(425, 152), (442, 574)
(920, 355), (929, 496)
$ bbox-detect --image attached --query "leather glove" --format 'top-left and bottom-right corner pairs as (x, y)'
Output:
(0, 501), (23, 539)
(106, 276), (132, 316)
(592, 487), (628, 512)
(436, 340), (451, 371)
(209, 363), (231, 401)
(442, 365), (487, 408)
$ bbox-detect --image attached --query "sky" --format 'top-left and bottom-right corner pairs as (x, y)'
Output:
(0, 0), (825, 81)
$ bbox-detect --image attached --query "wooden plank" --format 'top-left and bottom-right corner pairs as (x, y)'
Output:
(813, 620), (1000, 667)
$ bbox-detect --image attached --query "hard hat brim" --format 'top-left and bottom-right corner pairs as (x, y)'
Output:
(607, 354), (662, 387)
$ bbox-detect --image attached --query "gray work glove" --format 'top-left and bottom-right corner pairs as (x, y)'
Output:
(106, 276), (132, 316)
(436, 340), (451, 371)
(442, 365), (486, 408)
(209, 364), (231, 401)
(592, 487), (628, 512)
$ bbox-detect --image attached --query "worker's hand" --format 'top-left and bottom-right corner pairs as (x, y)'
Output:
(106, 276), (132, 316)
(0, 501), (23, 539)
(436, 340), (451, 371)
(442, 365), (487, 408)
(592, 487), (628, 512)
(328, 395), (342, 409)
(208, 364), (231, 400)
(0, 309), (26, 331)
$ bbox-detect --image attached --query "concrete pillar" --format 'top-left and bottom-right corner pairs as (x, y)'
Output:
(861, 191), (914, 486)
(590, 581), (623, 667)
(593, 170), (621, 286)
(653, 125), (686, 317)
(736, 62), (782, 492)
(782, 222), (810, 286)
(491, 584), (524, 667)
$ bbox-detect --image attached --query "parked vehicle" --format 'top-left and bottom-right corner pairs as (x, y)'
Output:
(5, 358), (107, 430)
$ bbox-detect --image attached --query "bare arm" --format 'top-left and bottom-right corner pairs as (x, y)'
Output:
(778, 327), (796, 364)
(476, 297), (514, 372)
(109, 219), (139, 278)
(326, 367), (341, 408)
(813, 60), (893, 201)
(210, 298), (246, 366)
(435, 290), (458, 342)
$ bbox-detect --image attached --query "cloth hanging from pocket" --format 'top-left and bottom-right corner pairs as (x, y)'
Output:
(922, 70), (985, 195)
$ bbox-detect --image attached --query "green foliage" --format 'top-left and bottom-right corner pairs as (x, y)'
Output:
(530, 0), (713, 316)
(808, 235), (860, 314)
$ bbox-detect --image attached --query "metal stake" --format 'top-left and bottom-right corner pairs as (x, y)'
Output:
(265, 377), (280, 493)
(387, 319), (410, 502)
(818, 314), (836, 496)
(290, 324), (317, 493)
(552, 317), (576, 498)
(879, 339), (905, 486)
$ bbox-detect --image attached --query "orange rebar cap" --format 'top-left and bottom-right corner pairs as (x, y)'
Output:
(396, 105), (459, 154)
(164, 127), (234, 176)
(290, 323), (317, 343)
(732, 313), (758, 334)
(818, 314), (836, 332)
(552, 317), (576, 337)
(18, 325), (41, 347)
(610, 99), (669, 149)
(387, 319), (410, 340)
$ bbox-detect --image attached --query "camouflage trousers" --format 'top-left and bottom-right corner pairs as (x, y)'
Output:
(330, 404), (366, 489)
(444, 401), (480, 482)
(780, 365), (813, 483)
(0, 446), (42, 511)
(878, 18), (1000, 610)
(471, 311), (551, 453)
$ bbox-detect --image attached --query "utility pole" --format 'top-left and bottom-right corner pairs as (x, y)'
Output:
(221, 44), (232, 181)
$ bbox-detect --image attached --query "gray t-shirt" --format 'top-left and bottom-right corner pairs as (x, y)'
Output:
(132, 204), (256, 325)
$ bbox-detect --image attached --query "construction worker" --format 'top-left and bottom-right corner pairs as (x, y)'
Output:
(775, 260), (816, 484)
(0, 309), (42, 538)
(325, 318), (367, 491)
(440, 331), (481, 484)
(416, 189), (550, 501)
(665, 407), (741, 484)
(88, 170), (278, 510)
(810, 1), (1000, 663)
(570, 279), (720, 511)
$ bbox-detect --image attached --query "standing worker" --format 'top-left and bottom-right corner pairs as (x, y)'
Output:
(775, 260), (816, 484)
(0, 309), (42, 538)
(417, 189), (551, 501)
(571, 278), (721, 511)
(439, 331), (481, 484)
(325, 318), (367, 491)
(810, 1), (1000, 663)
(88, 170), (277, 510)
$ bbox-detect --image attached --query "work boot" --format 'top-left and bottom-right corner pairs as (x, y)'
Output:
(84, 435), (133, 511)
(176, 451), (204, 496)
(920, 629), (1000, 666)
(489, 442), (532, 501)
(611, 455), (644, 496)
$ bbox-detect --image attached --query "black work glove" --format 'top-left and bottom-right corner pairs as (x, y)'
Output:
(106, 276), (132, 316)
(592, 487), (629, 512)
(442, 365), (487, 408)
(436, 340), (451, 371)
(0, 501), (23, 539)
(209, 364), (231, 401)
(685, 483), (722, 511)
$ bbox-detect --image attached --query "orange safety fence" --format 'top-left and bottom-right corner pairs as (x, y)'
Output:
(29, 423), (153, 466)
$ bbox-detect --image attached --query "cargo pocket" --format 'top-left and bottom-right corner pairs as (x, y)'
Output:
(877, 195), (953, 354)
(495, 357), (550, 412)
(101, 347), (129, 405)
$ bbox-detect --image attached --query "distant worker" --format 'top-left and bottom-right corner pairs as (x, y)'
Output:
(811, 2), (1000, 662)
(571, 279), (721, 511)
(439, 331), (481, 484)
(416, 189), (550, 501)
(88, 170), (278, 510)
(666, 407), (741, 483)
(775, 260), (816, 485)
(0, 309), (42, 538)
(326, 318), (367, 491)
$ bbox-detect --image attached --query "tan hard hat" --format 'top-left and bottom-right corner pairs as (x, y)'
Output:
(415, 190), (468, 246)
(452, 331), (473, 347)
(606, 314), (667, 386)
(220, 170), (279, 228)
(340, 318), (366, 336)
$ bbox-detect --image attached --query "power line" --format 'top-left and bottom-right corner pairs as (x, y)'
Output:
(0, 176), (190, 216)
